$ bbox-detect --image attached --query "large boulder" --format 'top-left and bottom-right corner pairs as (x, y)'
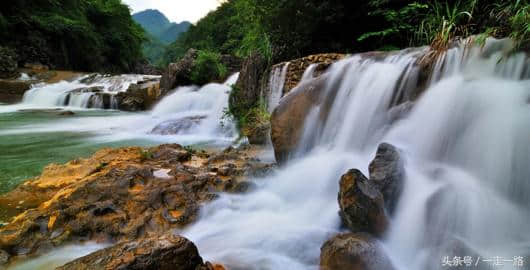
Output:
(114, 79), (161, 111)
(338, 169), (388, 237)
(57, 234), (205, 270)
(368, 143), (405, 214)
(320, 233), (394, 270)
(160, 48), (198, 93)
(270, 75), (330, 163)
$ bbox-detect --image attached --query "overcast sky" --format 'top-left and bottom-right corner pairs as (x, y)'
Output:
(123, 0), (224, 23)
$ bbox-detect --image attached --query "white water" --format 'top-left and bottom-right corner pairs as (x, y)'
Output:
(300, 63), (318, 82)
(1, 73), (240, 148)
(8, 243), (108, 270)
(21, 74), (158, 109)
(267, 62), (289, 112)
(183, 38), (530, 270)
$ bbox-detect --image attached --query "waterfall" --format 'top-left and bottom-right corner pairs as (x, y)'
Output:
(149, 73), (239, 141)
(21, 74), (158, 109)
(183, 38), (530, 270)
(300, 63), (318, 82)
(267, 62), (289, 112)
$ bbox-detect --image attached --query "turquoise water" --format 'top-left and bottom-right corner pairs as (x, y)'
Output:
(0, 109), (157, 194)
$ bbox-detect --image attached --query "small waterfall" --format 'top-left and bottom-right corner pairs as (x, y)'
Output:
(21, 74), (159, 109)
(267, 62), (289, 112)
(300, 63), (318, 82)
(183, 38), (530, 270)
(149, 73), (240, 141)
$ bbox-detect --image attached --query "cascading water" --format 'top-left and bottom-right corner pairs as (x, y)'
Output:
(267, 62), (290, 112)
(300, 63), (318, 82)
(147, 73), (240, 143)
(21, 74), (159, 109)
(183, 38), (530, 270)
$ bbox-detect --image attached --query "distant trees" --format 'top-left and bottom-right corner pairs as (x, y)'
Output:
(0, 0), (145, 72)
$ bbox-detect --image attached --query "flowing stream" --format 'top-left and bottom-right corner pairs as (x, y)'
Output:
(2, 38), (529, 270)
(182, 38), (530, 270)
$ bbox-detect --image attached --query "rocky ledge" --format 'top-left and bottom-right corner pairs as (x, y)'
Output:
(0, 144), (274, 268)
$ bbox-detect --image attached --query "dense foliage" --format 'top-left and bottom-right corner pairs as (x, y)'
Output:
(0, 0), (145, 72)
(164, 0), (529, 65)
(190, 51), (228, 85)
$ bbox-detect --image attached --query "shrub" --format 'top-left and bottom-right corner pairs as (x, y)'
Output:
(190, 50), (227, 85)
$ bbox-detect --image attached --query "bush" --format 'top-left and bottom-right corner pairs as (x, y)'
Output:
(190, 50), (227, 85)
(0, 46), (18, 78)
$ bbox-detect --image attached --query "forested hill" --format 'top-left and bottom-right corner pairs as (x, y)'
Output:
(162, 0), (528, 66)
(0, 0), (145, 73)
(132, 9), (191, 44)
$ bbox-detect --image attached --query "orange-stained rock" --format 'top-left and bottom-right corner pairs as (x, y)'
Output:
(0, 144), (274, 262)
(57, 234), (204, 270)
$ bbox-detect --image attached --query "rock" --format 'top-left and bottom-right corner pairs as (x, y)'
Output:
(132, 60), (163, 75)
(387, 101), (414, 123)
(0, 144), (273, 259)
(150, 116), (207, 135)
(161, 48), (198, 93)
(279, 53), (346, 94)
(116, 94), (144, 111)
(126, 80), (161, 109)
(0, 79), (32, 103)
(244, 121), (270, 145)
(59, 111), (75, 116)
(368, 143), (404, 214)
(219, 54), (243, 75)
(228, 52), (269, 144)
(23, 63), (49, 71)
(320, 233), (394, 270)
(0, 46), (19, 79)
(270, 75), (330, 164)
(0, 249), (9, 266)
(57, 234), (204, 270)
(338, 169), (388, 237)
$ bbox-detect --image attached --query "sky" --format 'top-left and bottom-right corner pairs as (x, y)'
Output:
(123, 0), (224, 23)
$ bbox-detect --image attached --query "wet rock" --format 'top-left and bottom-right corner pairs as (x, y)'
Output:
(0, 144), (273, 259)
(161, 48), (198, 93)
(368, 143), (404, 214)
(57, 234), (204, 270)
(270, 75), (330, 164)
(150, 116), (207, 135)
(126, 80), (161, 109)
(338, 169), (388, 237)
(387, 101), (414, 123)
(69, 86), (104, 93)
(0, 249), (9, 266)
(0, 80), (32, 103)
(320, 233), (395, 270)
(116, 94), (144, 111)
(58, 111), (75, 116)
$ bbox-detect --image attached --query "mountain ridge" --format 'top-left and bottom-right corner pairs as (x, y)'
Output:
(133, 9), (191, 45)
